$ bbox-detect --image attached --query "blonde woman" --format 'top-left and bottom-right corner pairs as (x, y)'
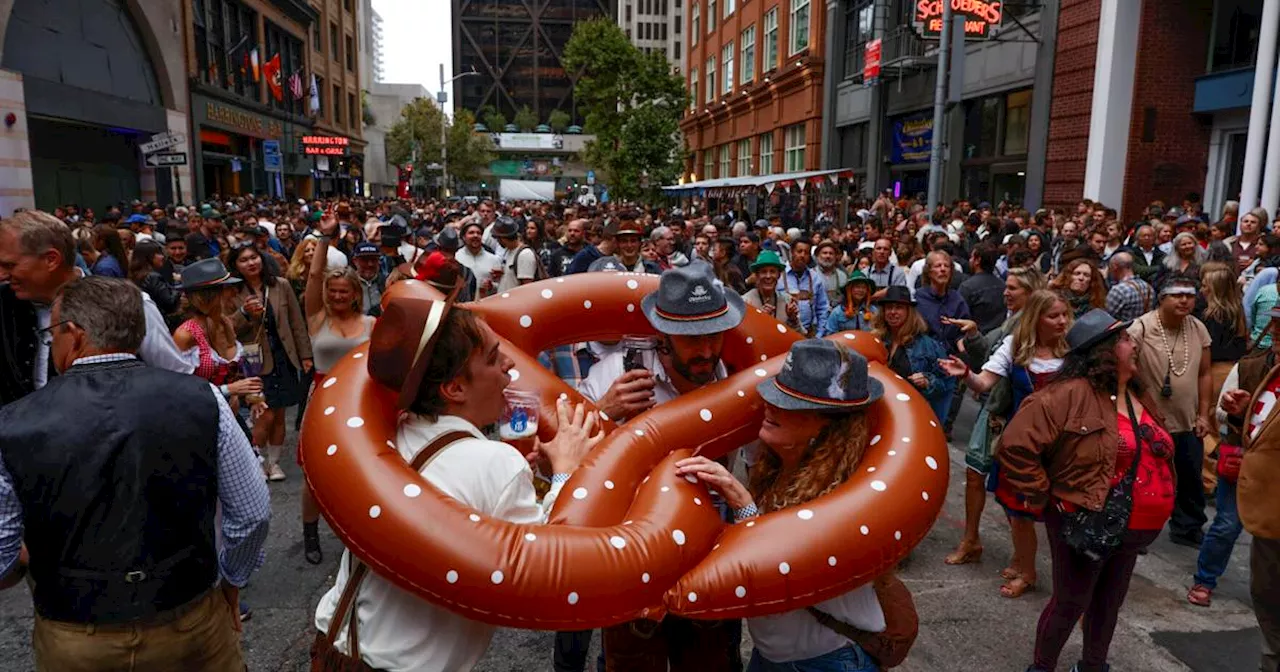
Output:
(676, 341), (892, 672)
(940, 290), (1072, 598)
(286, 237), (318, 298)
(300, 214), (376, 564)
(872, 286), (954, 422)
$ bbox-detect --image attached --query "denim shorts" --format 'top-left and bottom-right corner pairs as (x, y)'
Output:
(746, 644), (879, 672)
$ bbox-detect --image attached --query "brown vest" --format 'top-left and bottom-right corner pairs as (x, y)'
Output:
(1235, 350), (1280, 540)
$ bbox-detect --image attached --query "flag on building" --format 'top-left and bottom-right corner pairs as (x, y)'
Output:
(289, 71), (304, 100)
(250, 48), (260, 82)
(263, 53), (283, 102)
(308, 73), (320, 114)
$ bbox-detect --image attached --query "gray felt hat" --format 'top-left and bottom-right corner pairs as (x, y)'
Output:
(641, 260), (745, 336)
(757, 339), (883, 411)
(1066, 308), (1131, 355)
(588, 255), (626, 273)
(178, 258), (242, 291)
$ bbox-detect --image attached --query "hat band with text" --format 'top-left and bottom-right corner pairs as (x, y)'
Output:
(654, 304), (730, 322)
(773, 379), (869, 407)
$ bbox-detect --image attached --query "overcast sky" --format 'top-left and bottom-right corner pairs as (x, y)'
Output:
(373, 0), (454, 115)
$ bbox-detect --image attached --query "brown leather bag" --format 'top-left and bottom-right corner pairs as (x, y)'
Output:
(310, 430), (472, 672)
(806, 572), (919, 668)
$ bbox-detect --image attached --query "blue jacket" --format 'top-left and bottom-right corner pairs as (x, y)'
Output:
(915, 285), (972, 354)
(826, 304), (877, 333)
(898, 334), (956, 406)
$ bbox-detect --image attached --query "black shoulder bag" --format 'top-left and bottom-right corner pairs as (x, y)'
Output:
(1059, 394), (1143, 562)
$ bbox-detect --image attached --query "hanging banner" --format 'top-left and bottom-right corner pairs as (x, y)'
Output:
(864, 39), (882, 84)
(890, 114), (933, 164)
(915, 0), (1004, 39)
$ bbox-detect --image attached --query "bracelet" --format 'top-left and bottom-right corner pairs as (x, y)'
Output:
(550, 473), (571, 485)
(733, 502), (759, 522)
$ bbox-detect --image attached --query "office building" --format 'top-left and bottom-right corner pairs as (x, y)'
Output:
(619, 0), (687, 73)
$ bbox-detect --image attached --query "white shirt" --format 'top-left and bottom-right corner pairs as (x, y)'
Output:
(313, 414), (564, 672)
(457, 246), (500, 292)
(578, 348), (727, 411)
(496, 245), (537, 292)
(748, 584), (886, 662)
(981, 335), (1063, 378)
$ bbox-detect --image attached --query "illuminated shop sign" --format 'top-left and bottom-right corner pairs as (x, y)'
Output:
(303, 136), (350, 155)
(915, 0), (1004, 39)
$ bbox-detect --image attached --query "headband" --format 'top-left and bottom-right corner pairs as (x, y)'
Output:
(1159, 284), (1197, 298)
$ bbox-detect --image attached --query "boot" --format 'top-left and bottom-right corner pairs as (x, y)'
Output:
(304, 521), (323, 565)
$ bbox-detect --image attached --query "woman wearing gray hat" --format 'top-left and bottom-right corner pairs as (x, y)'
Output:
(997, 309), (1175, 672)
(676, 340), (893, 672)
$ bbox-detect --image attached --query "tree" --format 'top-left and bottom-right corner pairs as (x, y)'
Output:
(548, 109), (571, 134)
(361, 90), (375, 127)
(514, 105), (538, 132)
(386, 100), (494, 186)
(484, 110), (509, 133)
(564, 18), (689, 202)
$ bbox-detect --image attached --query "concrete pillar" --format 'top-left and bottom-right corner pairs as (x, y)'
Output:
(1255, 0), (1280, 216)
(1082, 0), (1142, 210)
(820, 0), (843, 168)
(863, 0), (888, 198)
(1022, 0), (1060, 211)
(0, 69), (35, 215)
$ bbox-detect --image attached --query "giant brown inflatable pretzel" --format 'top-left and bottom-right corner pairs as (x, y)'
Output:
(300, 274), (948, 629)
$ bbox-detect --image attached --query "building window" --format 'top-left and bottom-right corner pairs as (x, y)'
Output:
(343, 0), (351, 11)
(740, 25), (755, 84)
(719, 144), (731, 177)
(704, 150), (714, 180)
(722, 42), (734, 94)
(690, 68), (698, 110)
(790, 0), (811, 55)
(348, 92), (357, 129)
(330, 22), (340, 62)
(705, 55), (716, 103)
(724, 0), (734, 18)
(963, 96), (1001, 158)
(784, 123), (806, 171)
(1210, 0), (1262, 72)
(313, 21), (322, 53)
(708, 0), (716, 32)
(345, 35), (354, 71)
(675, 41), (681, 58)
(845, 1), (875, 81)
(692, 3), (699, 44)
(333, 84), (342, 124)
(315, 75), (325, 119)
(764, 8), (779, 71)
(675, 15), (681, 33)
(626, 2), (632, 21)
(760, 131), (774, 175)
(737, 138), (751, 175)
(1004, 89), (1032, 155)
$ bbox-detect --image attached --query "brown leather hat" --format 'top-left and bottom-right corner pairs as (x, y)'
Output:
(368, 295), (454, 410)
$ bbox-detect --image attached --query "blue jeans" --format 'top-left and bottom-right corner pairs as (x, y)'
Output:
(1193, 478), (1244, 589)
(746, 644), (879, 672)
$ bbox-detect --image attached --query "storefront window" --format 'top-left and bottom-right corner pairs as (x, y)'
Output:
(1210, 0), (1263, 72)
(839, 124), (866, 169)
(1003, 90), (1031, 155)
(964, 96), (1001, 159)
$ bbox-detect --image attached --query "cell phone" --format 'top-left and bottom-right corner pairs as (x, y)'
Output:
(624, 348), (646, 372)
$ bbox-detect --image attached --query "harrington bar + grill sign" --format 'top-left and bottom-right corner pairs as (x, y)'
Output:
(303, 136), (350, 156)
(915, 0), (1003, 39)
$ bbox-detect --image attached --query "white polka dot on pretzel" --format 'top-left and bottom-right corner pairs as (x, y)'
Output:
(491, 570), (504, 585)
(583, 300), (593, 309)
(368, 505), (381, 518)
(541, 289), (554, 299)
(672, 529), (686, 546)
(700, 409), (713, 422)
(322, 377), (338, 389)
(779, 562), (791, 575)
(519, 315), (532, 328)
(870, 480), (887, 492)
(346, 417), (364, 428)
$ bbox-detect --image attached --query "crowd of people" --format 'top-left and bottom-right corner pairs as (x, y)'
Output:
(0, 190), (1275, 672)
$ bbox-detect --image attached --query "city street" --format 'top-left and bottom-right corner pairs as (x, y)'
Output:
(0, 401), (1263, 671)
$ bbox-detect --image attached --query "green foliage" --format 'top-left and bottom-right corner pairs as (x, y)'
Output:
(361, 90), (375, 127)
(386, 101), (493, 185)
(548, 109), (571, 134)
(563, 18), (689, 202)
(513, 105), (538, 132)
(483, 110), (509, 134)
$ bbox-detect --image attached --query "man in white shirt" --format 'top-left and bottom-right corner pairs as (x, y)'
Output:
(577, 260), (745, 671)
(491, 216), (540, 292)
(313, 296), (601, 672)
(456, 221), (500, 297)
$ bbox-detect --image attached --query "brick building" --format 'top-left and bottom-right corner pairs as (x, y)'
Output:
(680, 0), (828, 182)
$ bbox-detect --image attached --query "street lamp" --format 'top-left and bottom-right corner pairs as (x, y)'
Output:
(439, 64), (479, 198)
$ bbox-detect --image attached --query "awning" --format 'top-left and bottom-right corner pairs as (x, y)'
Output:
(661, 168), (858, 198)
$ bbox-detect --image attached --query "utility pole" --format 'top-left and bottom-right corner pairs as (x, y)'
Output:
(438, 64), (479, 198)
(925, 0), (954, 215)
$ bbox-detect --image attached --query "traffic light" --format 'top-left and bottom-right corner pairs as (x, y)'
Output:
(481, 181), (488, 188)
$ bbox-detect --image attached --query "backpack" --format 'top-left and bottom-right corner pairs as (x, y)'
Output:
(509, 245), (548, 282)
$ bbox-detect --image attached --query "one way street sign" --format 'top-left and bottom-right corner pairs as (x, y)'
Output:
(146, 152), (187, 167)
(139, 131), (185, 155)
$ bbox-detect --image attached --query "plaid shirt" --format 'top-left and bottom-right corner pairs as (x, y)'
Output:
(537, 344), (597, 387)
(1106, 277), (1155, 323)
(0, 354), (270, 587)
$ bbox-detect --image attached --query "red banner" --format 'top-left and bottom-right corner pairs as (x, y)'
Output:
(864, 39), (882, 83)
(263, 53), (283, 102)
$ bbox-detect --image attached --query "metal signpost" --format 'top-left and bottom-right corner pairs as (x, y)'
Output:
(141, 131), (187, 205)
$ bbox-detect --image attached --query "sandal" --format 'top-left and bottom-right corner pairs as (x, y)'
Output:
(944, 542), (983, 566)
(1187, 584), (1212, 607)
(304, 527), (323, 565)
(1000, 576), (1036, 599)
(1000, 566), (1019, 581)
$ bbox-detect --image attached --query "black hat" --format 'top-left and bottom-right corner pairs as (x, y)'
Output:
(1067, 308), (1131, 355)
(492, 216), (520, 239)
(435, 226), (462, 251)
(641, 260), (745, 335)
(178, 258), (242, 291)
(874, 285), (915, 305)
(381, 230), (403, 248)
(353, 241), (380, 258)
(757, 340), (883, 411)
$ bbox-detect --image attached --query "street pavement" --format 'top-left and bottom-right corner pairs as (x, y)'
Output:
(0, 401), (1265, 671)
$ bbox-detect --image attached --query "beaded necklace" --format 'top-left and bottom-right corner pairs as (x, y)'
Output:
(1153, 312), (1189, 398)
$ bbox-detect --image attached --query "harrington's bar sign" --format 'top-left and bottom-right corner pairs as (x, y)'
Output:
(303, 135), (349, 155)
(915, 0), (1003, 39)
(204, 100), (284, 139)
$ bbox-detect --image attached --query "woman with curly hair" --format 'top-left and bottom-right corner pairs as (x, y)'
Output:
(286, 237), (318, 298)
(940, 289), (1072, 598)
(1000, 310), (1174, 672)
(1050, 257), (1106, 318)
(676, 340), (893, 672)
(872, 286), (954, 422)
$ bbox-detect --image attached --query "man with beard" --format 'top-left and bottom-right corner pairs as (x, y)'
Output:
(577, 261), (744, 671)
(456, 221), (500, 297)
(549, 218), (588, 277)
(814, 240), (847, 308)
